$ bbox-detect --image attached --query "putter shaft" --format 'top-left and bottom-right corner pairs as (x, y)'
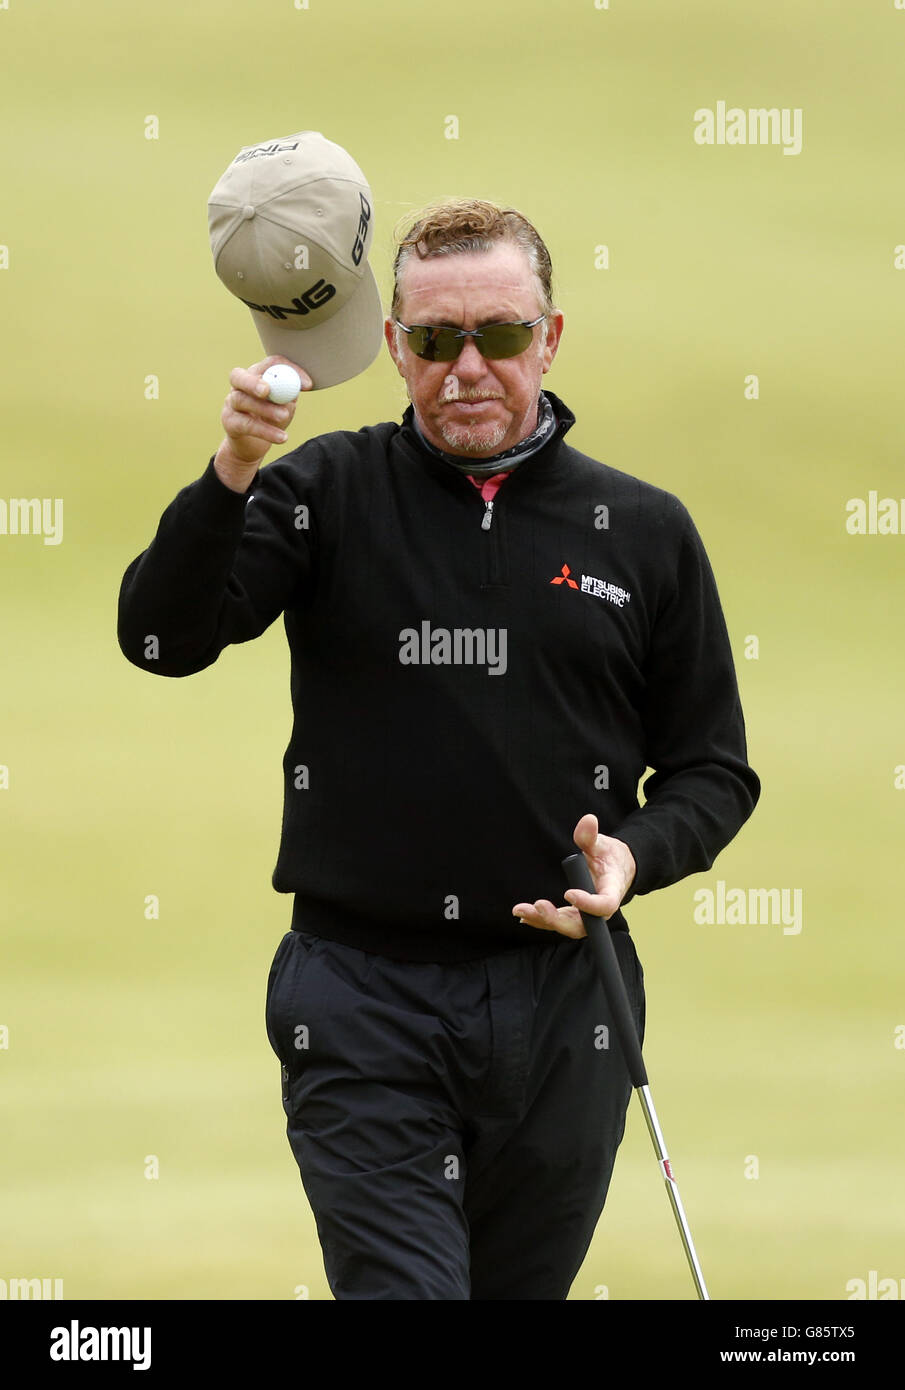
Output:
(561, 852), (710, 1300)
(637, 1084), (710, 1300)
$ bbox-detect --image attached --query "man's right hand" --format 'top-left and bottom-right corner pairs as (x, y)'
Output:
(214, 356), (312, 494)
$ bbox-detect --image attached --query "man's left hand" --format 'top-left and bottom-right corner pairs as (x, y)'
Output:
(512, 813), (637, 939)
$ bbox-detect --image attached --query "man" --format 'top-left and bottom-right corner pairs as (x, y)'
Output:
(117, 196), (760, 1300)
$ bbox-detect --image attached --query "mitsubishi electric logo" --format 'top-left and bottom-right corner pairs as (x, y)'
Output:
(550, 565), (631, 608)
(550, 563), (578, 589)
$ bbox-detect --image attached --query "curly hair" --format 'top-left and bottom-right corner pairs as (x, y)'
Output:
(390, 198), (556, 321)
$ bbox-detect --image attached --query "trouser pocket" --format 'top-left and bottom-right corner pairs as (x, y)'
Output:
(265, 930), (321, 1064)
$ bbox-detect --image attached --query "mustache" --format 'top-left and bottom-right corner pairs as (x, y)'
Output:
(439, 376), (503, 405)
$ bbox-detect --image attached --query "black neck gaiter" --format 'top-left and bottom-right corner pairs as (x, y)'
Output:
(412, 392), (557, 478)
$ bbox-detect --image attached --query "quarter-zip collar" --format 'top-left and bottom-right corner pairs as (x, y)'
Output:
(396, 391), (577, 493)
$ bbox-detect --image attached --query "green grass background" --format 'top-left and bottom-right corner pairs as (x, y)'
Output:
(1, 0), (903, 1301)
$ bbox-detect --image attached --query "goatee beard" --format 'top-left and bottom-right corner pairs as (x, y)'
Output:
(438, 422), (509, 454)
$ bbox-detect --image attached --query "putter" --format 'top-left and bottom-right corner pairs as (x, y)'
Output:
(562, 852), (710, 1300)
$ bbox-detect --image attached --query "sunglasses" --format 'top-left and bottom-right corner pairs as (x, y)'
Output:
(393, 314), (547, 362)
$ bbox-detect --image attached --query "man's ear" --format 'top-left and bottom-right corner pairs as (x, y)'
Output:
(384, 317), (405, 377)
(541, 311), (564, 374)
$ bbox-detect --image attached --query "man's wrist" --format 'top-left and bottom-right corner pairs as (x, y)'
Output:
(213, 440), (260, 495)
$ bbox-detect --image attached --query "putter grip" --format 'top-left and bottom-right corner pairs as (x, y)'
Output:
(562, 853), (648, 1088)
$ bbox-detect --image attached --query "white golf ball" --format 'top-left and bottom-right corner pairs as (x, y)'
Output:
(262, 365), (302, 404)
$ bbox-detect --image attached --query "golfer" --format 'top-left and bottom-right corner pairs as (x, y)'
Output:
(117, 134), (759, 1300)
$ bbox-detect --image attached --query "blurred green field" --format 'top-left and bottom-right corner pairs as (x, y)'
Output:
(1, 0), (904, 1301)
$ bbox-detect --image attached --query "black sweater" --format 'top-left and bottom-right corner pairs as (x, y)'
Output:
(117, 392), (760, 961)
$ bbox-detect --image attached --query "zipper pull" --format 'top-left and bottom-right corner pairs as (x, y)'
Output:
(481, 499), (494, 531)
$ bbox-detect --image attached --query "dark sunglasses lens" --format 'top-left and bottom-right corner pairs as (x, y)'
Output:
(407, 322), (536, 361)
(409, 327), (462, 362)
(479, 324), (534, 359)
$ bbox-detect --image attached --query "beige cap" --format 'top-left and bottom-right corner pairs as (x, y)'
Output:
(208, 131), (384, 389)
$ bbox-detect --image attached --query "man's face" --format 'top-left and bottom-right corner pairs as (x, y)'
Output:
(384, 242), (564, 458)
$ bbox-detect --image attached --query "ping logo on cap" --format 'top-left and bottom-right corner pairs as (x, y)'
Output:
(239, 279), (337, 320)
(234, 139), (301, 164)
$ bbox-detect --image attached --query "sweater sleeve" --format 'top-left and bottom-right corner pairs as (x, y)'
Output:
(116, 454), (315, 678)
(613, 496), (760, 902)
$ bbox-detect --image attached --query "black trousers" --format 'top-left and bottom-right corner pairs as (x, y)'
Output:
(265, 925), (645, 1300)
